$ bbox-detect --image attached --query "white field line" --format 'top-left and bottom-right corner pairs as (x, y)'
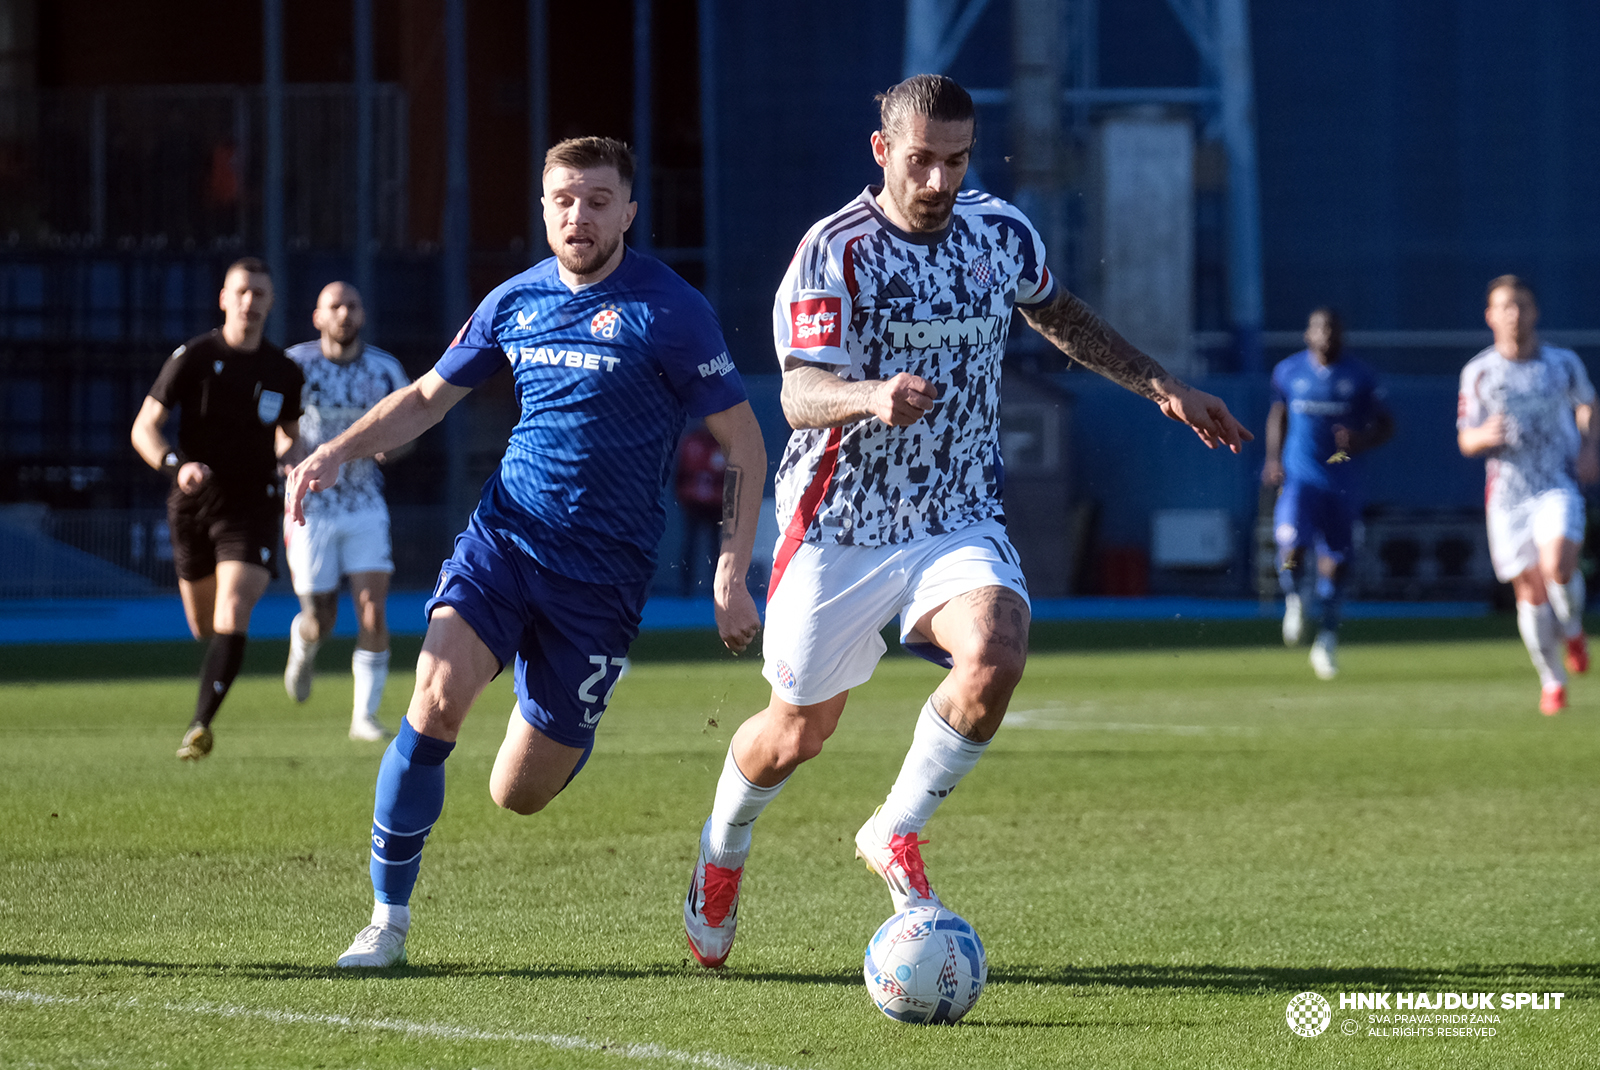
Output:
(1005, 710), (1259, 736)
(0, 988), (807, 1070)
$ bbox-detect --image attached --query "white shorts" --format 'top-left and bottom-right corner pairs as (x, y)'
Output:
(1486, 488), (1585, 582)
(761, 518), (1030, 706)
(284, 507), (394, 595)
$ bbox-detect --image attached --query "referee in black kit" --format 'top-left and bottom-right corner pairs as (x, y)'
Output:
(131, 257), (305, 760)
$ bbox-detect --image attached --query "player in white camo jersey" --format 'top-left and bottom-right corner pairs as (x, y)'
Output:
(1458, 275), (1598, 714)
(283, 281), (413, 740)
(682, 74), (1252, 969)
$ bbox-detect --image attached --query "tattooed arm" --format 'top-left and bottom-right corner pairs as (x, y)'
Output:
(1021, 289), (1254, 452)
(702, 400), (767, 653)
(780, 358), (938, 430)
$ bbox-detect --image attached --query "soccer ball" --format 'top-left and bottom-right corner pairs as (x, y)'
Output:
(863, 906), (987, 1024)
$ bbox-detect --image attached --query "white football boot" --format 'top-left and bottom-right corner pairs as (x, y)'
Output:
(336, 924), (408, 968)
(284, 615), (315, 703)
(1310, 630), (1339, 680)
(684, 818), (743, 968)
(1282, 592), (1305, 647)
(854, 806), (943, 913)
(349, 713), (392, 742)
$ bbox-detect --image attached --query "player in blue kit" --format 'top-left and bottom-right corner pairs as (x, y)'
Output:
(285, 137), (766, 968)
(1262, 308), (1393, 679)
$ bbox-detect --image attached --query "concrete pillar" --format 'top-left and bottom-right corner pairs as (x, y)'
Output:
(353, 0), (375, 317)
(263, 0), (286, 342)
(1098, 112), (1195, 378)
(1010, 0), (1066, 353)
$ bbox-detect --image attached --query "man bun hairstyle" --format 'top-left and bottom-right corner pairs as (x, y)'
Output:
(543, 136), (636, 188)
(1486, 274), (1535, 304)
(876, 74), (976, 143)
(227, 255), (271, 278)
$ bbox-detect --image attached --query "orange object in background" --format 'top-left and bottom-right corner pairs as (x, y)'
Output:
(1099, 546), (1150, 596)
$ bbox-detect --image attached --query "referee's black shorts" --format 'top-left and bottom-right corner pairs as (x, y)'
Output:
(167, 484), (282, 582)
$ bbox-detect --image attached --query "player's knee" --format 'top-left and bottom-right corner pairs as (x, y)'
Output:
(973, 654), (1025, 702)
(952, 635), (1025, 689)
(762, 715), (829, 768)
(490, 781), (553, 815)
(1548, 560), (1576, 585)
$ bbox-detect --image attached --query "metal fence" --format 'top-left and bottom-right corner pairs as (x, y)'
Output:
(0, 85), (407, 252)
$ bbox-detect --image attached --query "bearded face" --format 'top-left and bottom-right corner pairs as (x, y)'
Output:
(542, 166), (635, 282)
(872, 115), (974, 234)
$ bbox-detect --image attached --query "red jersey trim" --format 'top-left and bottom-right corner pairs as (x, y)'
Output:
(768, 426), (843, 600)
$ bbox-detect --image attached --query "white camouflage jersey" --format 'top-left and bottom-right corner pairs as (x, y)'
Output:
(1458, 343), (1596, 508)
(287, 341), (411, 516)
(772, 186), (1056, 547)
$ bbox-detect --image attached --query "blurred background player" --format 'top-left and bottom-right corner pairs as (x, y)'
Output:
(1458, 275), (1598, 714)
(673, 420), (727, 595)
(130, 258), (304, 759)
(682, 75), (1252, 969)
(1262, 307), (1393, 679)
(283, 281), (412, 740)
(287, 137), (766, 968)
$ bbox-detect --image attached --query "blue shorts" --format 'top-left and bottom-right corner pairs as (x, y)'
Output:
(1274, 481), (1357, 565)
(425, 514), (648, 755)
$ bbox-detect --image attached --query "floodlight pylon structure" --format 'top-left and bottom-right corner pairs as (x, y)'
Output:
(900, 0), (1264, 372)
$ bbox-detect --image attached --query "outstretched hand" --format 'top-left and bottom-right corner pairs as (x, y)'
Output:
(1158, 384), (1254, 453)
(285, 448), (341, 525)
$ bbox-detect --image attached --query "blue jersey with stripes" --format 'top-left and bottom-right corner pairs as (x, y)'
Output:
(1270, 349), (1385, 492)
(434, 249), (746, 585)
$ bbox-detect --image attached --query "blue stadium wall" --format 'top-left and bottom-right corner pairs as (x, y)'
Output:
(693, 0), (1600, 591)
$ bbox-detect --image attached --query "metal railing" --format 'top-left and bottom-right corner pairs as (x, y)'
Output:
(0, 85), (407, 252)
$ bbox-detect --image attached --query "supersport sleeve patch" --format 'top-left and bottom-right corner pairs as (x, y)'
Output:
(772, 223), (852, 368)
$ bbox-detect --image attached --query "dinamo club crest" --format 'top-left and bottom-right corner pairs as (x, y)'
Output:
(590, 308), (621, 339)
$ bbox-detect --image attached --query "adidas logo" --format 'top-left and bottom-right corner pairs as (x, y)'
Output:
(881, 273), (915, 300)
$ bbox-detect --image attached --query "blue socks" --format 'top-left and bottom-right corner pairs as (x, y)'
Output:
(1281, 558), (1345, 635)
(1315, 568), (1346, 633)
(369, 719), (455, 906)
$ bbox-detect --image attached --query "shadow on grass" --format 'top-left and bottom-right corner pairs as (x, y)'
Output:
(8, 953), (1598, 996)
(990, 960), (1600, 996)
(0, 951), (859, 987)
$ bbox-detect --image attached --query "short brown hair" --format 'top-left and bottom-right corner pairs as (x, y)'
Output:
(875, 74), (976, 142)
(543, 136), (635, 187)
(1486, 274), (1535, 304)
(226, 256), (271, 279)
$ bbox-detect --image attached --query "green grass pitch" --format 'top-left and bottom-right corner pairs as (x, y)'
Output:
(3, 624), (1599, 1068)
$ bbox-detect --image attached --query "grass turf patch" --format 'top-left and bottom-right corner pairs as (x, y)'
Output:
(2, 634), (1596, 1068)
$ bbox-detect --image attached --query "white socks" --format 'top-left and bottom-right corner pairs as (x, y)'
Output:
(1517, 601), (1566, 689)
(353, 648), (391, 720)
(705, 748), (788, 868)
(877, 699), (989, 838)
(1546, 573), (1586, 639)
(290, 613), (321, 664)
(372, 901), (410, 933)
